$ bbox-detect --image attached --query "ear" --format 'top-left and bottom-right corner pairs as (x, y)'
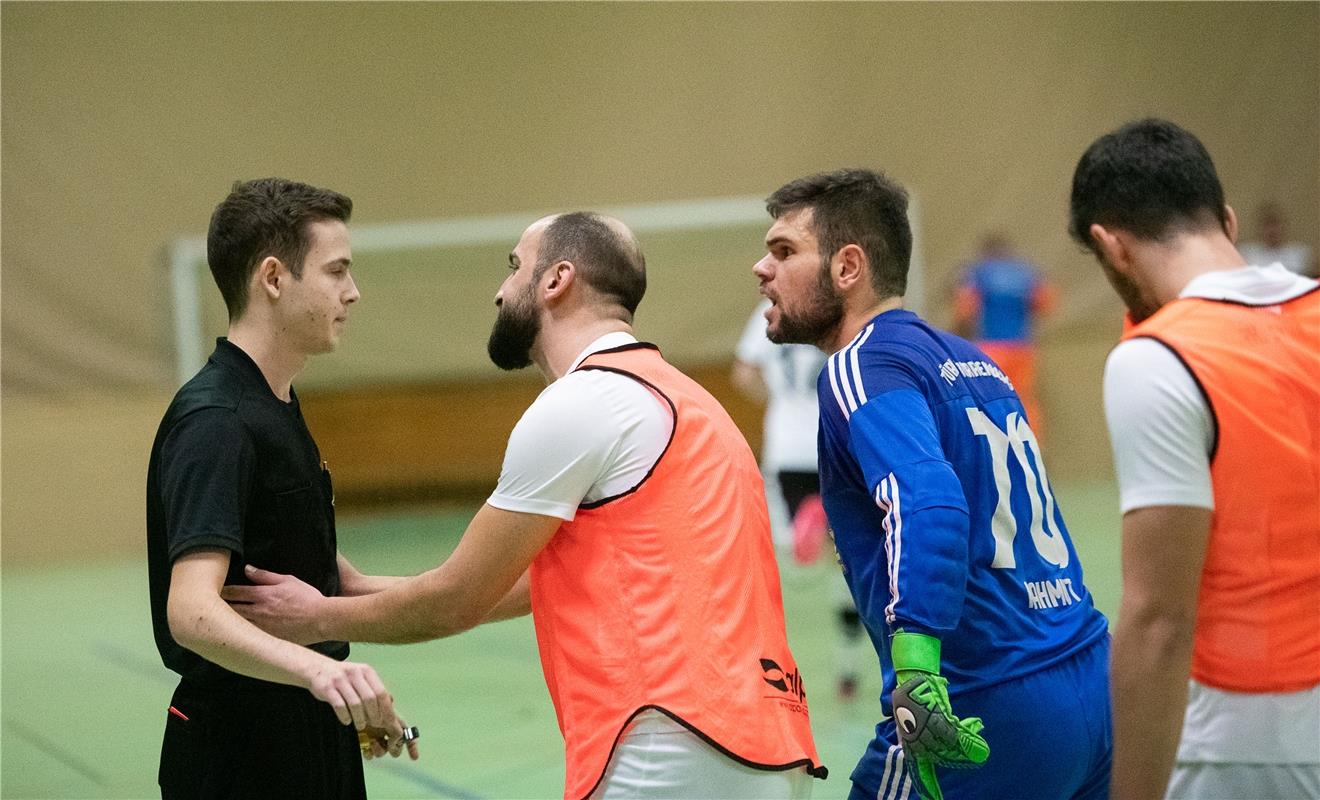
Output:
(1088, 223), (1132, 274)
(542, 260), (575, 302)
(833, 243), (868, 293)
(1223, 204), (1239, 244)
(252, 256), (284, 301)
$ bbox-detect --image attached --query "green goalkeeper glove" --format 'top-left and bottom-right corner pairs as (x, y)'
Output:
(890, 631), (990, 800)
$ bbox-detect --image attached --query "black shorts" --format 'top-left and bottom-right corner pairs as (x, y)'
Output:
(777, 470), (820, 518)
(159, 678), (366, 800)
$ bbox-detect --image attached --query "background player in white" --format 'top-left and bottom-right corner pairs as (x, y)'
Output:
(733, 299), (867, 701)
(733, 298), (826, 553)
(1238, 201), (1317, 278)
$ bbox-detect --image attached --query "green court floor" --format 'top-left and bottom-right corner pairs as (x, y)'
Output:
(1, 483), (1120, 799)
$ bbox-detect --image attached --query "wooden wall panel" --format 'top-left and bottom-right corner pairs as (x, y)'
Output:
(300, 362), (765, 507)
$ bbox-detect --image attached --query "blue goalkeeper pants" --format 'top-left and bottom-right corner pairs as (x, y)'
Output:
(848, 637), (1111, 800)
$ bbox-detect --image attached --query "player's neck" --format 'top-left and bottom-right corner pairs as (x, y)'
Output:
(826, 295), (904, 354)
(1143, 233), (1247, 307)
(535, 314), (634, 383)
(226, 323), (307, 402)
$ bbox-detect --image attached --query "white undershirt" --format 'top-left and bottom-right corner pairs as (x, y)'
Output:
(487, 332), (672, 521)
(1104, 264), (1320, 766)
(1103, 264), (1318, 514)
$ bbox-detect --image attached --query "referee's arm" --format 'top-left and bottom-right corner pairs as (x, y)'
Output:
(172, 547), (402, 733)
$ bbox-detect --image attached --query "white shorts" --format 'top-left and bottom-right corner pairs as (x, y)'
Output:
(1166, 762), (1320, 799)
(1166, 680), (1320, 798)
(591, 711), (814, 800)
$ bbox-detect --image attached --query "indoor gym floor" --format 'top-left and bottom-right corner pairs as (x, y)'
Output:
(1, 482), (1121, 799)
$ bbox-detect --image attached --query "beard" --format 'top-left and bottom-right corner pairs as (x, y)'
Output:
(768, 259), (844, 347)
(486, 289), (541, 370)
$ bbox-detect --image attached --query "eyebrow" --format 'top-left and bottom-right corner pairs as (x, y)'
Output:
(765, 234), (795, 250)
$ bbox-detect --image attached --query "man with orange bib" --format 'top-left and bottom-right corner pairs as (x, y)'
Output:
(225, 211), (826, 799)
(1070, 118), (1320, 800)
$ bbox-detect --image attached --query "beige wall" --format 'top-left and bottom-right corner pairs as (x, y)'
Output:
(3, 3), (1317, 562)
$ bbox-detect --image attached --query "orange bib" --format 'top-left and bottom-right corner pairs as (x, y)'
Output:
(528, 344), (824, 799)
(1124, 288), (1320, 692)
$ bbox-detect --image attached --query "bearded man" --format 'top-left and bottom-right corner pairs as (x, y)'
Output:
(225, 211), (826, 800)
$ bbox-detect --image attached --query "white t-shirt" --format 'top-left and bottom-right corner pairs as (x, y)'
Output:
(1103, 263), (1320, 765)
(735, 300), (826, 473)
(487, 332), (672, 521)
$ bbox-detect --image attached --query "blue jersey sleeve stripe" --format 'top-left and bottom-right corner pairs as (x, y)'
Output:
(848, 324), (875, 406)
(826, 322), (875, 419)
(827, 351), (855, 417)
(877, 472), (903, 626)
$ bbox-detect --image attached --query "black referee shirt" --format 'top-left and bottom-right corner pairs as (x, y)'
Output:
(147, 338), (348, 686)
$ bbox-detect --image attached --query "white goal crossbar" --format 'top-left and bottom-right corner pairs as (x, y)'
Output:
(167, 194), (923, 386)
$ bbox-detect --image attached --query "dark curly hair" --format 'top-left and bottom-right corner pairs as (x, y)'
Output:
(766, 168), (912, 300)
(1069, 118), (1228, 253)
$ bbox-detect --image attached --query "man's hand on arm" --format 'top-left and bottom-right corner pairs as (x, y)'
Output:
(168, 548), (406, 741)
(1110, 505), (1212, 800)
(221, 563), (332, 644)
(889, 630), (989, 800)
(228, 504), (561, 644)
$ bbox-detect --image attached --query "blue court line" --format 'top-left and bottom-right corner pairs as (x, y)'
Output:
(92, 640), (176, 686)
(3, 716), (106, 786)
(370, 759), (487, 800)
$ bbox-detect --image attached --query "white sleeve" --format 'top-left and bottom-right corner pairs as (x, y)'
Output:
(735, 300), (773, 365)
(1103, 338), (1215, 513)
(487, 370), (670, 521)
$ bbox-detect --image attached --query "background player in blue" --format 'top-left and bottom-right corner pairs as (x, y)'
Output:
(950, 233), (1057, 438)
(752, 169), (1111, 800)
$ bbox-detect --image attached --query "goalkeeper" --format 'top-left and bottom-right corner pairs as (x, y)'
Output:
(753, 169), (1112, 800)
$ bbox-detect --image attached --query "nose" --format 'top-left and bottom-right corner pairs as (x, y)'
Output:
(345, 274), (361, 304)
(494, 272), (514, 307)
(752, 254), (773, 282)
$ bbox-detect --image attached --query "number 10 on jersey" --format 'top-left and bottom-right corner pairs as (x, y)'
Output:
(965, 408), (1070, 570)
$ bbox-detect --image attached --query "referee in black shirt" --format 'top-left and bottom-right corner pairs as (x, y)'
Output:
(146, 178), (417, 799)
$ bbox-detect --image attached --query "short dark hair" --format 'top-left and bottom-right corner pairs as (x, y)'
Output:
(1069, 118), (1228, 253)
(766, 168), (912, 300)
(536, 212), (647, 319)
(206, 178), (353, 320)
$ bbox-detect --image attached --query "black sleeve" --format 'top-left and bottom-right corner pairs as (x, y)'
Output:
(160, 407), (254, 562)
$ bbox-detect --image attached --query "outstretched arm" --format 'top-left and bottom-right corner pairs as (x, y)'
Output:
(336, 553), (406, 597)
(484, 570), (532, 622)
(226, 505), (560, 644)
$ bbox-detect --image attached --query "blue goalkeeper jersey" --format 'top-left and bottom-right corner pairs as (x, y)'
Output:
(817, 309), (1108, 710)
